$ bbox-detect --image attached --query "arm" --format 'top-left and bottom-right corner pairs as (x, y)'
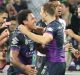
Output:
(26, 32), (53, 45)
(72, 34), (80, 42)
(19, 25), (53, 45)
(10, 49), (25, 69)
(65, 29), (80, 42)
(10, 49), (37, 75)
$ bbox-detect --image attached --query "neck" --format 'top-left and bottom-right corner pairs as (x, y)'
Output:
(24, 25), (32, 31)
(47, 16), (56, 24)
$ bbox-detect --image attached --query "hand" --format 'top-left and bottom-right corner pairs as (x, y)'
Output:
(65, 43), (73, 51)
(1, 29), (10, 37)
(73, 50), (80, 58)
(65, 29), (75, 38)
(33, 26), (44, 35)
(24, 65), (37, 75)
(18, 25), (29, 35)
(65, 43), (80, 58)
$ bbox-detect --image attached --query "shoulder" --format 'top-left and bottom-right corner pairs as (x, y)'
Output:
(10, 31), (26, 46)
(49, 20), (61, 29)
(11, 29), (25, 41)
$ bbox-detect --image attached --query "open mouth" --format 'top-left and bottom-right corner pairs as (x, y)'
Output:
(58, 11), (61, 12)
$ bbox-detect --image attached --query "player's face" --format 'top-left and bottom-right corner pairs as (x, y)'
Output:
(26, 13), (36, 30)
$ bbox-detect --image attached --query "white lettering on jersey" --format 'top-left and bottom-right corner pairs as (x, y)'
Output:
(12, 37), (19, 45)
(47, 27), (53, 32)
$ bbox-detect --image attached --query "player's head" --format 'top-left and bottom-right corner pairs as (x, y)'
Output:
(17, 9), (36, 30)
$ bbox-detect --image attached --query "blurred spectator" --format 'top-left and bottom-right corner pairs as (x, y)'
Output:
(0, 12), (11, 71)
(0, 11), (10, 45)
(62, 2), (71, 26)
(13, 0), (28, 12)
(6, 2), (17, 21)
(66, 0), (78, 32)
(65, 3), (80, 70)
(0, 10), (18, 71)
(65, 0), (79, 49)
(6, 0), (28, 21)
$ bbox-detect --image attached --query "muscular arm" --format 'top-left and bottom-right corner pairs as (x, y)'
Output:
(23, 31), (53, 45)
(10, 49), (26, 70)
(19, 25), (53, 45)
(10, 48), (37, 75)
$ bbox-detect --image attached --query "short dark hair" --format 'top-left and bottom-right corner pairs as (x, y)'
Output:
(43, 2), (56, 16)
(17, 9), (32, 25)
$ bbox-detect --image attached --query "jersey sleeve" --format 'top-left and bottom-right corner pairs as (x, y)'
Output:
(45, 25), (55, 36)
(45, 21), (63, 37)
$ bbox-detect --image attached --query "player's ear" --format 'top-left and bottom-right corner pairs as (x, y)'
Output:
(23, 20), (28, 25)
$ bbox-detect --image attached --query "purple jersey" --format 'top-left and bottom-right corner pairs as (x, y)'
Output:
(45, 20), (65, 62)
(10, 28), (35, 65)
